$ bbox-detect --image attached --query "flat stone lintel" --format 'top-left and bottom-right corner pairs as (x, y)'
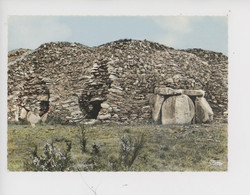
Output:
(154, 87), (183, 96)
(89, 97), (105, 102)
(155, 87), (205, 97)
(183, 89), (205, 97)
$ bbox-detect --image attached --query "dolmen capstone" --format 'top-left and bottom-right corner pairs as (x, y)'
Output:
(152, 87), (213, 125)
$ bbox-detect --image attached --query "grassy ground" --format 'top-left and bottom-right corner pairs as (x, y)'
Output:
(8, 122), (227, 171)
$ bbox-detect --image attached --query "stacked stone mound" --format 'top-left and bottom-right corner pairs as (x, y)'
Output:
(8, 48), (31, 63)
(8, 39), (228, 124)
(8, 42), (95, 123)
(184, 49), (228, 119)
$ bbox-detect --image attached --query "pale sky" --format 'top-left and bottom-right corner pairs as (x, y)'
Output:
(8, 16), (228, 55)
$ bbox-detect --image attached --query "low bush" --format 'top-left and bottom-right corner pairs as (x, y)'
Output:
(119, 132), (147, 169)
(26, 138), (72, 171)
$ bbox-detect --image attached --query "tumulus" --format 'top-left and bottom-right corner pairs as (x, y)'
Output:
(8, 39), (228, 124)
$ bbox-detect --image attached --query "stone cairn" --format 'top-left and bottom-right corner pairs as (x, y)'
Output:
(8, 39), (228, 125)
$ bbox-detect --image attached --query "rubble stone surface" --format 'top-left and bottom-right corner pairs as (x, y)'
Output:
(184, 48), (228, 121)
(8, 39), (228, 124)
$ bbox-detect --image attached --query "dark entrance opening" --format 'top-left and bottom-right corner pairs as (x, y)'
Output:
(40, 101), (49, 117)
(87, 100), (102, 119)
(189, 96), (196, 106)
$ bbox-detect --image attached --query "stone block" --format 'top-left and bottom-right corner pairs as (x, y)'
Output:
(183, 89), (205, 97)
(161, 95), (195, 125)
(27, 112), (41, 127)
(152, 94), (165, 122)
(97, 113), (111, 120)
(195, 97), (213, 123)
(19, 107), (27, 119)
(154, 87), (183, 96)
(101, 102), (110, 109)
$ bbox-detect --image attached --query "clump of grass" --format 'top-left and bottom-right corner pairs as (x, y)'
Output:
(91, 142), (101, 155)
(45, 116), (65, 125)
(76, 125), (88, 153)
(86, 142), (105, 171)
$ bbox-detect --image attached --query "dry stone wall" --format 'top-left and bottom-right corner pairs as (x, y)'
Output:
(184, 49), (228, 120)
(8, 39), (228, 124)
(8, 42), (95, 123)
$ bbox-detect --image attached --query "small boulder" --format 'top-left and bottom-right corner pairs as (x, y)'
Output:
(97, 113), (111, 120)
(101, 102), (110, 109)
(27, 110), (41, 127)
(83, 119), (100, 125)
(19, 107), (28, 119)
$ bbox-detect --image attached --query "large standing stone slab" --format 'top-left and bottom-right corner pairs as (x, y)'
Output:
(195, 97), (213, 123)
(152, 94), (165, 122)
(161, 95), (195, 125)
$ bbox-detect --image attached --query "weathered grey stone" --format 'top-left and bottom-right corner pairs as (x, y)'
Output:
(195, 97), (213, 123)
(97, 113), (111, 120)
(19, 107), (27, 119)
(152, 94), (165, 122)
(27, 111), (41, 127)
(183, 89), (205, 97)
(37, 95), (49, 101)
(90, 97), (105, 102)
(161, 95), (195, 125)
(113, 114), (119, 118)
(71, 110), (82, 116)
(108, 88), (123, 95)
(41, 112), (49, 122)
(83, 119), (100, 125)
(101, 102), (110, 109)
(155, 87), (205, 97)
(154, 87), (183, 96)
(14, 105), (19, 122)
(109, 75), (118, 80)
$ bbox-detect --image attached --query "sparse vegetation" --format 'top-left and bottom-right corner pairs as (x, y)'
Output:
(8, 122), (227, 171)
(25, 138), (72, 171)
(77, 125), (88, 153)
(119, 132), (146, 169)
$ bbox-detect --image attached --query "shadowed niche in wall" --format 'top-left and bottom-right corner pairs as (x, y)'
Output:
(39, 100), (49, 116)
(87, 100), (103, 119)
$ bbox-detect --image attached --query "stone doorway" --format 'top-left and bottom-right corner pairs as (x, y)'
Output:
(40, 100), (50, 117)
(151, 87), (213, 125)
